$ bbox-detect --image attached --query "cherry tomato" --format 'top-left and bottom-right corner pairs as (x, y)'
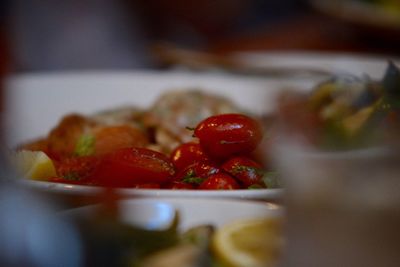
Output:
(134, 183), (161, 189)
(194, 114), (263, 159)
(48, 176), (94, 185)
(199, 173), (240, 190)
(93, 147), (175, 188)
(170, 142), (208, 171)
(173, 161), (221, 187)
(163, 181), (195, 190)
(222, 156), (265, 187)
(56, 156), (100, 183)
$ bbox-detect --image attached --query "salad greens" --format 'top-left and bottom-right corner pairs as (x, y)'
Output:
(297, 61), (400, 150)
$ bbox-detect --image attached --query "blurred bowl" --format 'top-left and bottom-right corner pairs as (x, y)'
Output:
(64, 197), (282, 230)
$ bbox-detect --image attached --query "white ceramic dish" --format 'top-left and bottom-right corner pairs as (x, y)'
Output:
(21, 179), (283, 201)
(4, 52), (398, 200)
(64, 197), (282, 231)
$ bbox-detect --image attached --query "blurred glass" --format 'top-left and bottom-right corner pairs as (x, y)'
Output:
(274, 140), (400, 267)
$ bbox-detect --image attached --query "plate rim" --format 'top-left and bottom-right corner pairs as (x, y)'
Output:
(20, 179), (284, 200)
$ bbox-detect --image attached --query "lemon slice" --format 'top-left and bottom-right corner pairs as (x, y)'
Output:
(11, 150), (57, 180)
(212, 217), (283, 267)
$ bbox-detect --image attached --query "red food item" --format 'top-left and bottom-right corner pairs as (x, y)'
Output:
(170, 142), (208, 171)
(92, 125), (148, 155)
(222, 156), (265, 187)
(194, 114), (263, 159)
(48, 176), (93, 185)
(56, 156), (100, 183)
(93, 147), (175, 188)
(134, 183), (161, 189)
(163, 181), (195, 190)
(199, 173), (240, 190)
(173, 161), (221, 187)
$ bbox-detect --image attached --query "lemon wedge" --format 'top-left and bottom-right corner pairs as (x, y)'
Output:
(212, 217), (283, 267)
(11, 150), (56, 180)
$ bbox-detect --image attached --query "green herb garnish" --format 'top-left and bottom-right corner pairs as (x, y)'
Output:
(74, 134), (95, 156)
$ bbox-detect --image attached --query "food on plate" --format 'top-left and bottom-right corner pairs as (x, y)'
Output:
(199, 173), (241, 190)
(276, 62), (400, 150)
(91, 147), (176, 188)
(25, 113), (149, 160)
(14, 90), (279, 189)
(170, 142), (209, 171)
(19, 90), (243, 157)
(142, 90), (243, 153)
(10, 150), (57, 180)
(222, 157), (265, 188)
(194, 113), (263, 159)
(75, 203), (283, 267)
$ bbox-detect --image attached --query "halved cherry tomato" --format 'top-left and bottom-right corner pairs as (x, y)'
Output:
(48, 176), (94, 185)
(173, 161), (221, 187)
(194, 114), (263, 159)
(199, 173), (240, 190)
(222, 156), (265, 187)
(170, 142), (208, 171)
(163, 181), (195, 190)
(56, 156), (100, 183)
(134, 183), (161, 189)
(93, 147), (175, 188)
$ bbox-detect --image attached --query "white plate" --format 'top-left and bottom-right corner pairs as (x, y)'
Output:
(64, 197), (282, 230)
(4, 52), (398, 200)
(21, 179), (283, 201)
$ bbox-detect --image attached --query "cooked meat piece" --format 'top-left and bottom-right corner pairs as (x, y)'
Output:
(46, 113), (149, 159)
(47, 114), (97, 159)
(143, 90), (243, 153)
(90, 106), (144, 128)
(91, 125), (149, 155)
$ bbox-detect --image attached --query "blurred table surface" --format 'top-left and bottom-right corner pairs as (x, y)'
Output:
(208, 13), (400, 58)
(1, 12), (399, 73)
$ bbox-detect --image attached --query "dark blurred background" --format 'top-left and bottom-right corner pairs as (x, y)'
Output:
(1, 0), (400, 72)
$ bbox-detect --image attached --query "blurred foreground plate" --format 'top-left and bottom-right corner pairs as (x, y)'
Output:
(4, 53), (398, 201)
(64, 197), (282, 230)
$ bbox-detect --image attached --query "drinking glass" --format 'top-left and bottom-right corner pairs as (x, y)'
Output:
(273, 140), (400, 267)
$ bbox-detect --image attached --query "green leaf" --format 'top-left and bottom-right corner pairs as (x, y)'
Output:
(74, 134), (95, 156)
(182, 176), (204, 185)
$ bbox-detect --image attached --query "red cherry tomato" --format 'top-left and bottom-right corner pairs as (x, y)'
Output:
(170, 142), (208, 171)
(194, 114), (263, 159)
(93, 147), (175, 188)
(48, 176), (94, 185)
(173, 161), (221, 187)
(222, 156), (265, 188)
(199, 173), (240, 190)
(55, 156), (100, 184)
(163, 181), (195, 190)
(134, 183), (161, 189)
